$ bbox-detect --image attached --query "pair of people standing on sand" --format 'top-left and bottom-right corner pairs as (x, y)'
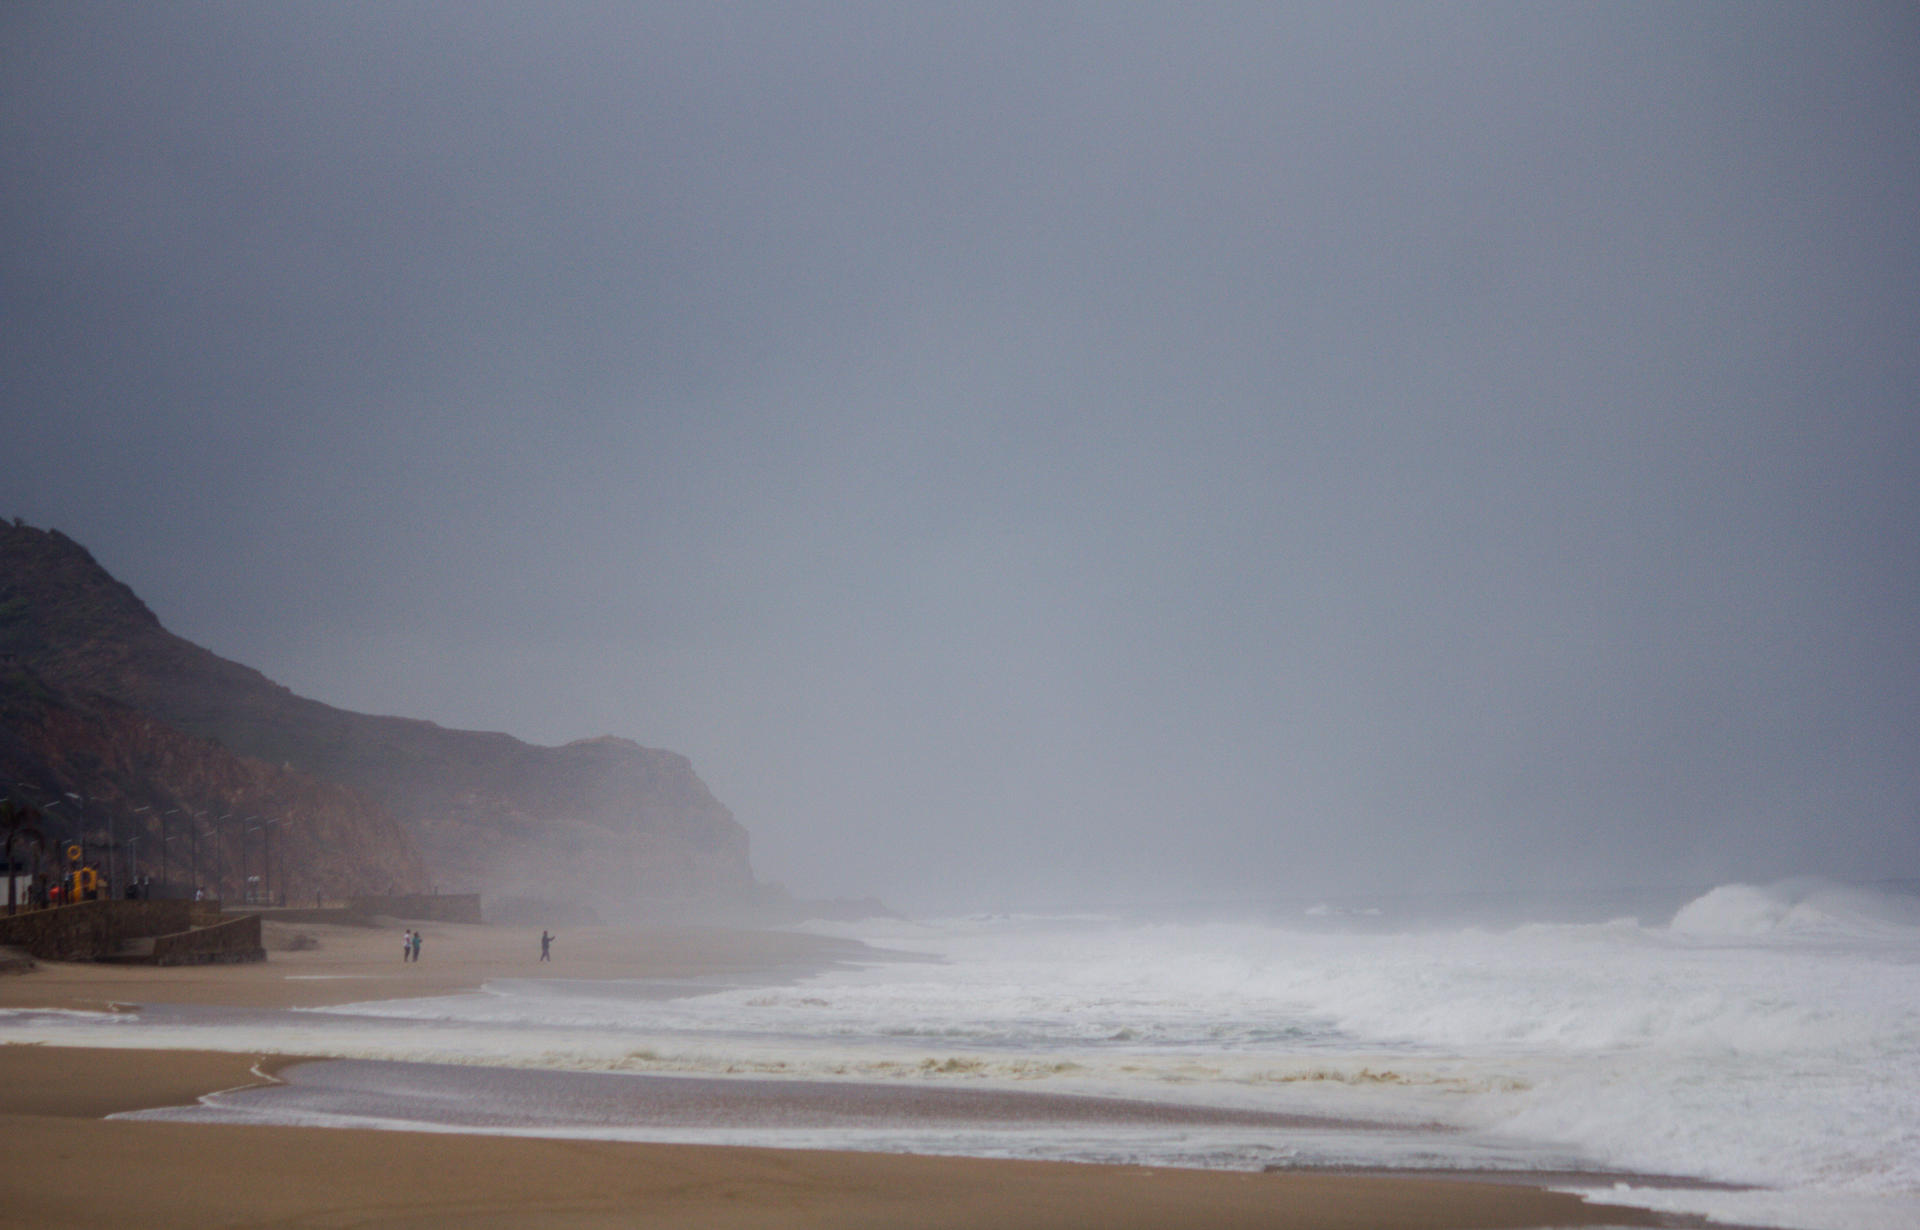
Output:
(401, 928), (422, 962)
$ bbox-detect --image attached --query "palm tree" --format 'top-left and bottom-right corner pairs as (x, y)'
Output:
(1, 799), (47, 915)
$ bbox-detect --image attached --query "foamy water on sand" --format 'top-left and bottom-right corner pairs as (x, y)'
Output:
(9, 879), (1918, 1230)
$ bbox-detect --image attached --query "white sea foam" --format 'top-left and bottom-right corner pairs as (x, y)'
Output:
(5, 880), (1916, 1230)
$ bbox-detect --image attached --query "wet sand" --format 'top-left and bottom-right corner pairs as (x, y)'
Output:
(124, 1053), (1395, 1137)
(0, 921), (1682, 1228)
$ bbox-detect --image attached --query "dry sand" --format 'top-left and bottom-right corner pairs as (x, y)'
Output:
(0, 918), (1679, 1228)
(0, 915), (860, 1011)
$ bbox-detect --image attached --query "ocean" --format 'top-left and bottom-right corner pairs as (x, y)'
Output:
(6, 878), (1916, 1230)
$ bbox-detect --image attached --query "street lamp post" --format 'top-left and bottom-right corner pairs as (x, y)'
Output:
(130, 806), (151, 892)
(39, 799), (68, 897)
(160, 809), (180, 891)
(163, 832), (187, 898)
(189, 819), (202, 897)
(215, 813), (233, 899)
(16, 786), (61, 850)
(242, 817), (262, 904)
(63, 794), (97, 889)
(67, 793), (119, 895)
(260, 818), (283, 906)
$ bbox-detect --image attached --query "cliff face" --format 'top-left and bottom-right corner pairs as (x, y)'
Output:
(0, 667), (426, 901)
(0, 522), (757, 914)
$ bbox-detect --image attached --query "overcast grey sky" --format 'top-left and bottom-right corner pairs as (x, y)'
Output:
(5, 3), (1916, 911)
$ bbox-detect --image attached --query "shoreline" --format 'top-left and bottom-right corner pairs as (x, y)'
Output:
(0, 922), (1705, 1228)
(0, 1047), (1690, 1230)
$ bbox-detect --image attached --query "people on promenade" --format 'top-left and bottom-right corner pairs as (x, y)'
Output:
(410, 929), (422, 962)
(402, 928), (413, 962)
(539, 930), (552, 961)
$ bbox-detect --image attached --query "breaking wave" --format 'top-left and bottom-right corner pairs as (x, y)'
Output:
(1667, 879), (1920, 940)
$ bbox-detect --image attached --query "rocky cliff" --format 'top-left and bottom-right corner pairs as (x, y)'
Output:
(0, 666), (426, 902)
(0, 521), (757, 915)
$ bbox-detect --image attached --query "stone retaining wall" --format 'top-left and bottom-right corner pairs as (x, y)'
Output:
(149, 914), (264, 965)
(245, 906), (372, 926)
(0, 898), (200, 961)
(347, 893), (484, 924)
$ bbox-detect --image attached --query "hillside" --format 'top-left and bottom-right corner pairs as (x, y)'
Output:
(0, 664), (425, 902)
(0, 521), (757, 915)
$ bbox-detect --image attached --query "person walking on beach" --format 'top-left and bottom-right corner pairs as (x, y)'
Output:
(411, 929), (422, 962)
(402, 928), (413, 962)
(540, 930), (553, 961)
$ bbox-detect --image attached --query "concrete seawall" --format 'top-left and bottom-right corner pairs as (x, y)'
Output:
(149, 914), (263, 965)
(0, 899), (263, 964)
(347, 893), (484, 924)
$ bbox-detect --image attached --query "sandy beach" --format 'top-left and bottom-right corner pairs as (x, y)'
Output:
(0, 918), (1679, 1228)
(0, 916), (862, 1012)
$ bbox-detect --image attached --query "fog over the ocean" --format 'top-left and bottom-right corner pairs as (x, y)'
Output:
(5, 4), (1916, 911)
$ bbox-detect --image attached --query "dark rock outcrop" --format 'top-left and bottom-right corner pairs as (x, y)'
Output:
(1, 521), (756, 915)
